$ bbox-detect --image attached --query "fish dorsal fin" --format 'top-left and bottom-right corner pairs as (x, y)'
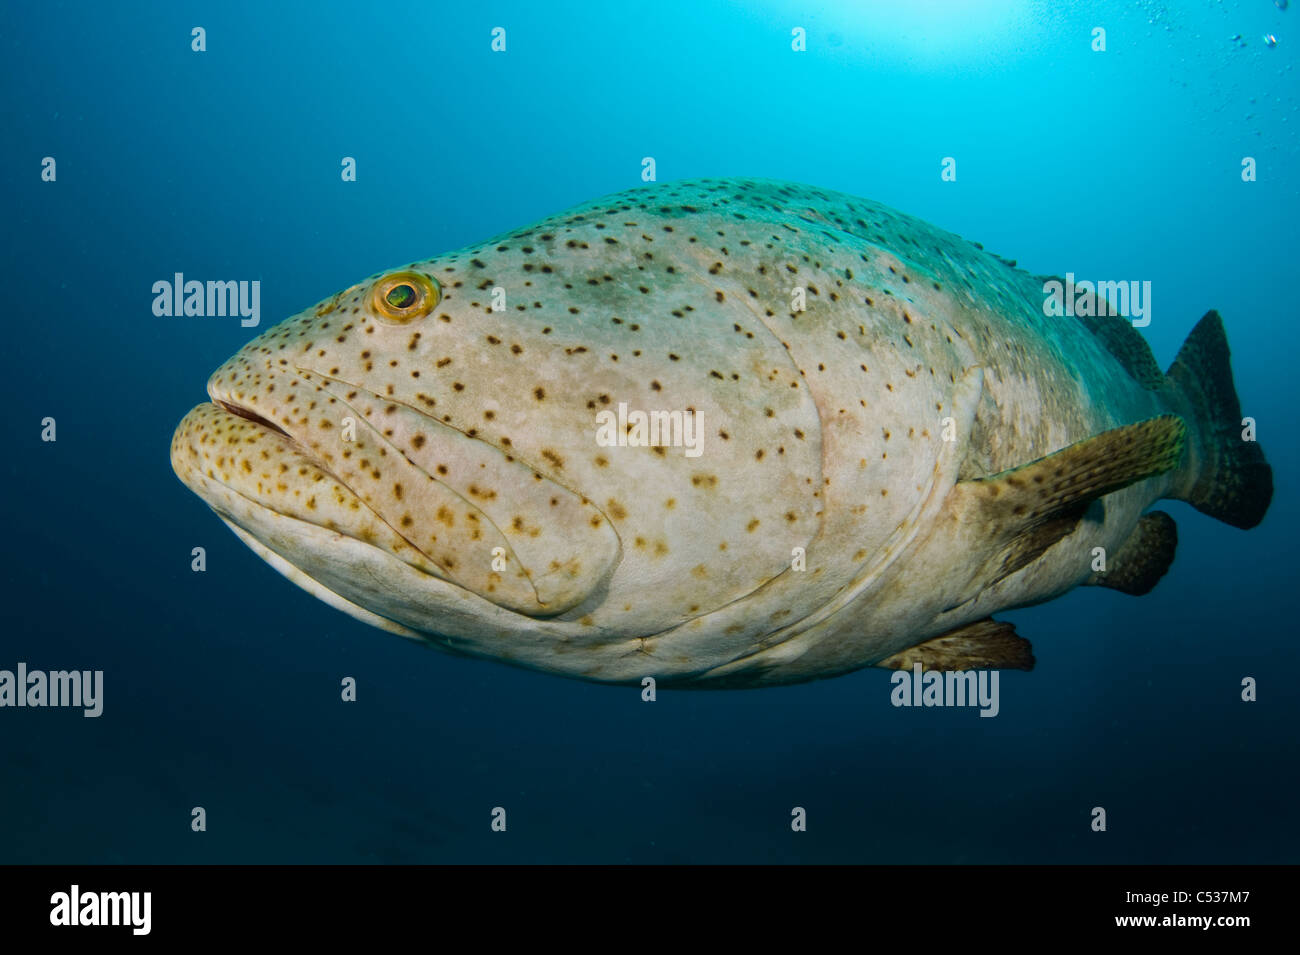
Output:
(949, 415), (1187, 592)
(1041, 276), (1164, 389)
(1079, 313), (1166, 390)
(1085, 510), (1178, 595)
(876, 618), (1034, 671)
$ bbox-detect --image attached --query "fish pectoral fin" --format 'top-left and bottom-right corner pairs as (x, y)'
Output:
(951, 414), (1187, 590)
(876, 618), (1035, 671)
(1084, 510), (1178, 595)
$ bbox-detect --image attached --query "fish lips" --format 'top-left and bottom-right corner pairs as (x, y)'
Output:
(171, 376), (621, 618)
(170, 400), (445, 585)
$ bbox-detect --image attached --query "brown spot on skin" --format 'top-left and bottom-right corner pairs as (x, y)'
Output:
(412, 435), (426, 449)
(467, 483), (496, 501)
(747, 519), (760, 532)
(606, 498), (628, 520)
(691, 474), (718, 489)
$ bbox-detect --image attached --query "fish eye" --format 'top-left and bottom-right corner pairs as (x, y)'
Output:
(386, 284), (416, 309)
(371, 271), (440, 323)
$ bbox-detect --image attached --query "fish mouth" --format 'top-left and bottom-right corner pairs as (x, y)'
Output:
(170, 397), (484, 644)
(212, 398), (292, 440)
(170, 399), (406, 555)
(173, 368), (622, 618)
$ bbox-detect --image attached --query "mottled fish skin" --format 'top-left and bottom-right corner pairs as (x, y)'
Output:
(171, 178), (1200, 686)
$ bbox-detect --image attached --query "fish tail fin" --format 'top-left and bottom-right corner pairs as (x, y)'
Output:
(1165, 310), (1272, 529)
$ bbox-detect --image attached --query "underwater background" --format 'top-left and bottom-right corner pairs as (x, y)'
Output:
(2, 0), (1296, 863)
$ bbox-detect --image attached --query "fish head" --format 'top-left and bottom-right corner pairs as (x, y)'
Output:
(173, 184), (831, 675)
(170, 259), (625, 634)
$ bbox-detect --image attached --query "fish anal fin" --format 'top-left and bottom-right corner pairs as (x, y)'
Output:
(1086, 510), (1178, 596)
(877, 619), (1034, 672)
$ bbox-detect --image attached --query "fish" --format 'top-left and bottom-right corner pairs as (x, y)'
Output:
(170, 178), (1272, 688)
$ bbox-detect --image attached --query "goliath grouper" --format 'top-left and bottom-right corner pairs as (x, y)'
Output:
(170, 179), (1272, 687)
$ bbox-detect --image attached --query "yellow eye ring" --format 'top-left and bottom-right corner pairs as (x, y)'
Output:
(371, 271), (440, 323)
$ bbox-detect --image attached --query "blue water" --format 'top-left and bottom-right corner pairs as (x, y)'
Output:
(2, 0), (1295, 863)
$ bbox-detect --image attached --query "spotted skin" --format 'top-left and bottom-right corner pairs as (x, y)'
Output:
(172, 177), (1201, 687)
